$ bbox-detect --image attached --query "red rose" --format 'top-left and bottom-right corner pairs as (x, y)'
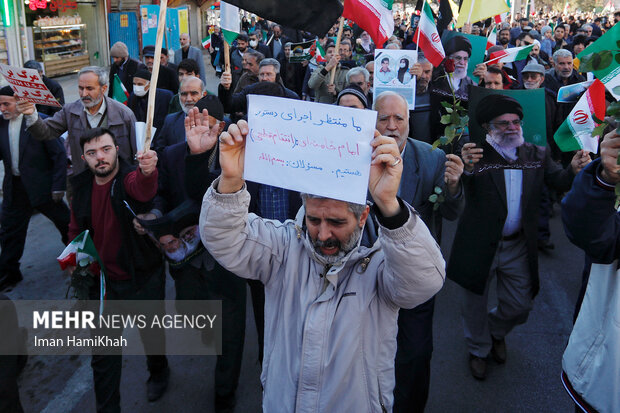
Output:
(444, 58), (455, 73)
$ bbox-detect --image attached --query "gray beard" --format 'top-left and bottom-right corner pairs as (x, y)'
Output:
(311, 225), (362, 265)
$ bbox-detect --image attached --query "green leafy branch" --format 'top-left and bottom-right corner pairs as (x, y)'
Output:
(428, 185), (445, 211)
(431, 71), (469, 151)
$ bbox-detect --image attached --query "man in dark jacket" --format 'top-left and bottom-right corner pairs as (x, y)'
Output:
(143, 45), (180, 95)
(0, 86), (69, 292)
(108, 41), (145, 100)
(451, 94), (590, 380)
(66, 127), (168, 411)
(127, 69), (173, 131)
(23, 60), (64, 116)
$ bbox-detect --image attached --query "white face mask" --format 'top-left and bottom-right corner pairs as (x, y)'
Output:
(400, 62), (407, 68)
(249, 40), (258, 48)
(133, 83), (149, 97)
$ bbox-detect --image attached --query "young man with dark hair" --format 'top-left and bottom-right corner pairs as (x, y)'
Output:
(169, 59), (202, 114)
(68, 127), (168, 411)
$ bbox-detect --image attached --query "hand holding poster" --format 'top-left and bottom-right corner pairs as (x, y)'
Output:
(373, 49), (417, 110)
(0, 63), (61, 107)
(245, 95), (376, 205)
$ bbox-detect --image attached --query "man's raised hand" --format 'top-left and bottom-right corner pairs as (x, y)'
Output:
(137, 149), (158, 176)
(16, 100), (35, 116)
(185, 107), (219, 155)
(217, 119), (248, 193)
(600, 129), (620, 184)
(368, 131), (403, 217)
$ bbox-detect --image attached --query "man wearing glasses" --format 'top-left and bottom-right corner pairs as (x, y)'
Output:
(449, 94), (590, 380)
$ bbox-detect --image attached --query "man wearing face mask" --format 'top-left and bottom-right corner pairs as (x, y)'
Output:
(127, 69), (173, 131)
(152, 76), (206, 152)
(248, 31), (271, 59)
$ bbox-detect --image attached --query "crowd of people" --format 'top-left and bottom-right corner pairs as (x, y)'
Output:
(0, 5), (618, 413)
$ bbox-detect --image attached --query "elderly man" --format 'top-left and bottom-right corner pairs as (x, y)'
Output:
(451, 94), (590, 380)
(108, 41), (144, 100)
(335, 85), (368, 109)
(127, 69), (173, 131)
(346, 66), (372, 105)
(174, 33), (207, 82)
(143, 45), (179, 95)
(152, 76), (206, 152)
(219, 58), (298, 117)
(17, 66), (137, 176)
(374, 91), (463, 412)
(196, 108), (445, 412)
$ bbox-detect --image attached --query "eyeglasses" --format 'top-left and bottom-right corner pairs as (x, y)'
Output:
(490, 120), (523, 129)
(349, 81), (366, 87)
(450, 55), (469, 62)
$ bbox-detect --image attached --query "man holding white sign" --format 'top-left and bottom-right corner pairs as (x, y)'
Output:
(196, 107), (445, 411)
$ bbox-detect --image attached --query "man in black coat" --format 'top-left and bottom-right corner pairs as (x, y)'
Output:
(0, 86), (69, 291)
(449, 94), (590, 380)
(126, 69), (173, 131)
(108, 41), (145, 99)
(23, 60), (64, 116)
(143, 45), (180, 95)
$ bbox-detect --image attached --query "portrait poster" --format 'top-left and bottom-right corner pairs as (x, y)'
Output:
(440, 32), (486, 83)
(468, 86), (547, 171)
(373, 49), (417, 110)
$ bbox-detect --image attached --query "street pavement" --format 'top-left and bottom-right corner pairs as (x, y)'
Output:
(7, 206), (581, 412)
(4, 57), (582, 412)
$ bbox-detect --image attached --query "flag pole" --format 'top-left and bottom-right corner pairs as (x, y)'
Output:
(466, 0), (475, 24)
(144, 0), (168, 151)
(330, 17), (345, 85)
(414, 15), (421, 63)
(223, 41), (231, 74)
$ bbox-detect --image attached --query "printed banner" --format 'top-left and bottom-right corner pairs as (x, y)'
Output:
(373, 49), (417, 110)
(0, 64), (61, 107)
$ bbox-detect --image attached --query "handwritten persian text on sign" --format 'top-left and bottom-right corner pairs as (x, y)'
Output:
(0, 64), (62, 108)
(244, 95), (377, 205)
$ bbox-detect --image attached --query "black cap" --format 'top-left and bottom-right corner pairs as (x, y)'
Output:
(336, 84), (368, 108)
(476, 94), (523, 125)
(0, 86), (14, 96)
(142, 45), (155, 57)
(444, 35), (472, 57)
(134, 69), (152, 81)
(195, 95), (225, 121)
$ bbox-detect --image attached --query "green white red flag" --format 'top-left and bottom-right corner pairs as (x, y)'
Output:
(220, 1), (240, 45)
(312, 40), (327, 63)
(343, 0), (394, 47)
(487, 44), (533, 64)
(201, 35), (211, 50)
(486, 25), (497, 50)
(553, 79), (606, 154)
(414, 1), (445, 67)
(57, 230), (107, 313)
(112, 74), (129, 105)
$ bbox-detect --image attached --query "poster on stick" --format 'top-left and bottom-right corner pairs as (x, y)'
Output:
(0, 64), (61, 107)
(373, 49), (417, 110)
(245, 95), (376, 205)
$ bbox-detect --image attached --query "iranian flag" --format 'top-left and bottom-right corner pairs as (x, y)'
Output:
(494, 13), (508, 24)
(220, 1), (240, 45)
(414, 1), (445, 67)
(57, 230), (106, 312)
(312, 40), (327, 63)
(112, 74), (129, 105)
(201, 35), (212, 50)
(487, 44), (533, 64)
(486, 25), (497, 50)
(554, 79), (606, 154)
(343, 0), (394, 47)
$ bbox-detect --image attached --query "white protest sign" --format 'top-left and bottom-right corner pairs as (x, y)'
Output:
(245, 95), (376, 205)
(0, 64), (61, 107)
(373, 49), (417, 110)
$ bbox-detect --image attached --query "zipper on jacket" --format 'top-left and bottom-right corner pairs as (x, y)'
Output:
(377, 377), (387, 413)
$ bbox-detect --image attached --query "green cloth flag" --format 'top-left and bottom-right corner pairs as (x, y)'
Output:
(577, 22), (620, 100)
(220, 1), (240, 45)
(112, 74), (129, 105)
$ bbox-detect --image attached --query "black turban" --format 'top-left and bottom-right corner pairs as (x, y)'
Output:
(195, 95), (225, 121)
(476, 94), (524, 125)
(0, 86), (14, 96)
(444, 35), (472, 57)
